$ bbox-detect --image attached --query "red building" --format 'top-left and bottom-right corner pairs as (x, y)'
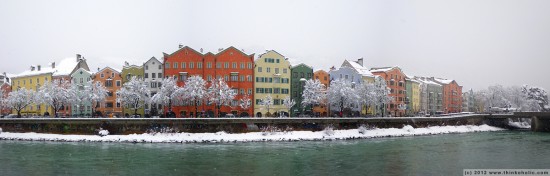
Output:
(370, 67), (407, 117)
(433, 78), (463, 113)
(163, 46), (254, 117)
(1, 81), (11, 115)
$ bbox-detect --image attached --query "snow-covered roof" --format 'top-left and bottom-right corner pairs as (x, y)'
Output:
(342, 60), (374, 77)
(12, 57), (84, 78)
(53, 57), (80, 76)
(434, 78), (454, 84)
(291, 63), (313, 70)
(369, 67), (393, 73)
(415, 77), (442, 86)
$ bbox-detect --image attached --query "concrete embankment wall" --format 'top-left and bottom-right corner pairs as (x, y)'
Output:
(0, 115), (488, 135)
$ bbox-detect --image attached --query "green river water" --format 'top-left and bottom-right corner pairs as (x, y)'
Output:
(0, 131), (548, 176)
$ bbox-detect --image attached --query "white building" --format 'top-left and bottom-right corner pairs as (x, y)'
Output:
(143, 57), (164, 116)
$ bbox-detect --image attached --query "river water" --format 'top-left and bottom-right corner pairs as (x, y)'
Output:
(0, 131), (548, 176)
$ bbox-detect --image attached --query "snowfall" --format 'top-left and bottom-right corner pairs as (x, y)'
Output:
(0, 124), (505, 143)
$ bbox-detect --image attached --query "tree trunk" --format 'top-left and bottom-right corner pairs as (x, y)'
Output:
(17, 108), (22, 118)
(195, 100), (198, 118)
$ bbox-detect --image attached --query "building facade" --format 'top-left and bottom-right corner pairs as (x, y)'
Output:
(163, 46), (255, 117)
(143, 57), (163, 116)
(253, 50), (291, 117)
(1, 73), (12, 116)
(405, 78), (421, 116)
(11, 64), (55, 116)
(70, 68), (93, 116)
(313, 70), (329, 117)
(121, 63), (145, 117)
(433, 78), (463, 113)
(290, 63), (313, 116)
(93, 67), (123, 117)
(370, 67), (407, 117)
(416, 77), (444, 116)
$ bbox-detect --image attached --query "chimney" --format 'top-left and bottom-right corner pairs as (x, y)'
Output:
(356, 58), (364, 66)
(30, 66), (35, 71)
(178, 44), (183, 48)
(330, 66), (336, 71)
(76, 54), (82, 62)
(97, 67), (100, 72)
(37, 65), (41, 71)
(51, 62), (56, 69)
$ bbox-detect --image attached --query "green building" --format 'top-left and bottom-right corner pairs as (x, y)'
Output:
(290, 63), (313, 117)
(70, 68), (93, 116)
(121, 63), (145, 117)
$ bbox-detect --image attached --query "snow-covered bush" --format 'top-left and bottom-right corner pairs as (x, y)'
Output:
(215, 131), (227, 135)
(98, 129), (109, 137)
(323, 125), (335, 136)
(261, 125), (280, 136)
(402, 125), (414, 132)
(0, 127), (2, 133)
(358, 125), (367, 134)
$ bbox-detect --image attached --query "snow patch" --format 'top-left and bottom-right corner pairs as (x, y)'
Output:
(0, 125), (505, 143)
(508, 119), (531, 129)
(98, 130), (109, 137)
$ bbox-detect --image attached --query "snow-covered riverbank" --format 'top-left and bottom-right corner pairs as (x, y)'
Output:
(0, 125), (505, 143)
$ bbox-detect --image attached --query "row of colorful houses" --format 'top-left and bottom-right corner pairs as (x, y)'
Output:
(1, 45), (464, 117)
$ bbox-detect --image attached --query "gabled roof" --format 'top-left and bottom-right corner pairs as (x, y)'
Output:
(216, 46), (255, 59)
(96, 67), (121, 74)
(314, 69), (328, 74)
(70, 67), (93, 77)
(433, 78), (455, 85)
(291, 63), (313, 70)
(163, 45), (203, 58)
(414, 77), (442, 86)
(12, 56), (88, 78)
(258, 50), (285, 59)
(144, 56), (161, 65)
(341, 60), (374, 77)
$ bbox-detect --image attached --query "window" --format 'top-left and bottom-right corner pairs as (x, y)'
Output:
(198, 62), (202, 69)
(233, 62), (237, 68)
(248, 63), (253, 69)
(258, 67), (262, 72)
(80, 78), (83, 83)
(274, 99), (280, 105)
(207, 62), (212, 68)
(256, 88), (264, 93)
(105, 80), (113, 87)
(247, 75), (252, 82)
(151, 82), (157, 88)
(293, 72), (298, 78)
(107, 92), (113, 97)
(266, 67), (271, 73)
(240, 63), (245, 69)
(152, 73), (156, 78)
(240, 89), (244, 95)
(144, 73), (149, 78)
(248, 89), (252, 95)
(240, 75), (244, 82)
(30, 79), (32, 84)
(275, 68), (279, 74)
(182, 62), (186, 69)
(274, 88), (280, 94)
(231, 75), (238, 81)
(207, 75), (212, 81)
(173, 62), (178, 68)
(165, 63), (170, 69)
(112, 73), (114, 77)
(190, 62), (194, 69)
(145, 65), (149, 70)
(37, 78), (39, 84)
(283, 69), (287, 74)
(216, 63), (222, 68)
(256, 99), (261, 105)
(116, 81), (121, 87)
(116, 102), (121, 108)
(224, 75), (229, 81)
(158, 65), (162, 69)
(282, 89), (289, 94)
(276, 59), (280, 63)
(101, 73), (104, 78)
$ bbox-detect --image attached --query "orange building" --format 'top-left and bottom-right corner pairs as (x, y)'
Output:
(93, 67), (123, 117)
(370, 67), (407, 117)
(163, 46), (254, 117)
(313, 70), (329, 117)
(433, 78), (463, 113)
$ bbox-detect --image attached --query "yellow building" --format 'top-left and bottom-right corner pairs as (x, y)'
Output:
(254, 50), (291, 117)
(411, 80), (421, 114)
(11, 64), (54, 116)
(11, 56), (88, 117)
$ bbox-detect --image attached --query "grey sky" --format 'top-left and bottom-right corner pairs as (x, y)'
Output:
(1, 0), (549, 91)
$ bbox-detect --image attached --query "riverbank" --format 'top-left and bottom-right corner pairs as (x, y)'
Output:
(0, 124), (504, 143)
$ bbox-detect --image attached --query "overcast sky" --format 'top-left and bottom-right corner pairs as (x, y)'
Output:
(1, 0), (549, 91)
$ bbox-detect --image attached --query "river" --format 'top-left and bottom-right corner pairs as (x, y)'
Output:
(0, 131), (548, 175)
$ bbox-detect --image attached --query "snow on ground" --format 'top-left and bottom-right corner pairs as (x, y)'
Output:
(0, 125), (504, 143)
(508, 119), (531, 129)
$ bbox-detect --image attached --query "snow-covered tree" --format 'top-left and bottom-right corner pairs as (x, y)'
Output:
(282, 96), (295, 117)
(356, 83), (375, 114)
(151, 77), (181, 117)
(239, 93), (252, 111)
(90, 81), (108, 117)
(301, 79), (326, 108)
(37, 79), (72, 117)
(327, 78), (361, 116)
(370, 76), (392, 116)
(259, 94), (274, 115)
(522, 85), (549, 111)
(116, 76), (151, 117)
(6, 88), (35, 118)
(178, 75), (207, 118)
(207, 78), (236, 117)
